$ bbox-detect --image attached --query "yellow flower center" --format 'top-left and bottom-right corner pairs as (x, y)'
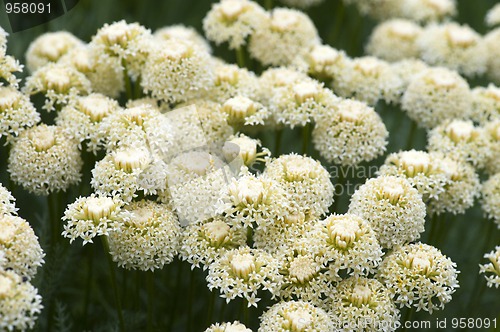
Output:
(427, 71), (457, 88)
(378, 181), (406, 205)
(0, 87), (19, 110)
(0, 275), (13, 298)
(223, 96), (256, 120)
(44, 67), (71, 92)
(338, 102), (364, 123)
(130, 206), (154, 228)
(327, 216), (361, 249)
(220, 0), (247, 21)
(79, 96), (113, 122)
(229, 177), (265, 206)
(289, 256), (317, 284)
(355, 58), (381, 76)
(398, 151), (433, 177)
(271, 11), (298, 32)
(309, 45), (341, 67)
(29, 126), (56, 152)
(0, 218), (16, 244)
(215, 66), (239, 86)
(203, 220), (231, 247)
(163, 42), (192, 60)
(293, 82), (320, 104)
(283, 309), (313, 332)
(230, 252), (255, 279)
(82, 196), (117, 221)
(408, 252), (433, 276)
(113, 149), (150, 172)
(389, 21), (420, 40)
(349, 284), (372, 306)
(446, 25), (476, 47)
(446, 121), (475, 143)
(284, 161), (317, 182)
(223, 136), (258, 166)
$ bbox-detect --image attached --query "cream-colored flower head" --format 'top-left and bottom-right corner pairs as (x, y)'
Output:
(377, 150), (450, 202)
(0, 269), (43, 331)
(258, 300), (333, 332)
(427, 120), (491, 169)
(270, 78), (339, 128)
(1, 55), (23, 88)
(218, 173), (289, 229)
(0, 26), (6, 56)
(274, 238), (334, 305)
(25, 31), (83, 73)
(165, 151), (237, 226)
(91, 145), (152, 202)
(366, 19), (422, 62)
(125, 97), (160, 111)
(481, 173), (500, 229)
(249, 7), (320, 66)
(203, 0), (268, 50)
(479, 246), (500, 288)
(141, 39), (213, 104)
(328, 276), (400, 332)
(391, 59), (430, 91)
(207, 246), (282, 307)
(0, 86), (40, 143)
(313, 99), (388, 166)
(401, 66), (472, 128)
(486, 4), (500, 28)
(292, 44), (350, 81)
(23, 63), (91, 112)
(0, 184), (16, 216)
(253, 210), (314, 255)
(90, 20), (152, 79)
(222, 134), (271, 169)
(208, 63), (261, 103)
(258, 67), (310, 111)
(222, 96), (269, 128)
(8, 124), (82, 195)
(56, 93), (120, 154)
(58, 46), (124, 98)
(377, 242), (459, 313)
(0, 215), (44, 279)
(470, 84), (500, 124)
(349, 176), (426, 249)
(108, 200), (181, 271)
(179, 216), (247, 270)
(331, 56), (404, 105)
(62, 193), (123, 245)
(484, 28), (500, 84)
(426, 157), (480, 216)
(263, 154), (334, 218)
(310, 213), (383, 276)
(484, 120), (500, 174)
(416, 23), (487, 77)
(176, 100), (234, 150)
(154, 25), (211, 53)
(206, 321), (252, 332)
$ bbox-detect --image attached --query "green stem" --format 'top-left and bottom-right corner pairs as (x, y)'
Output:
(405, 121), (417, 151)
(331, 166), (346, 214)
(167, 260), (183, 331)
(206, 290), (216, 327)
(187, 268), (195, 332)
(147, 271), (154, 332)
(327, 0), (345, 46)
(83, 245), (94, 329)
(242, 299), (249, 326)
(427, 213), (439, 245)
(264, 0), (273, 10)
(101, 236), (125, 332)
(302, 123), (311, 155)
(401, 307), (415, 332)
(47, 193), (60, 249)
(275, 128), (283, 156)
(236, 47), (246, 68)
(134, 75), (143, 99)
(122, 60), (133, 100)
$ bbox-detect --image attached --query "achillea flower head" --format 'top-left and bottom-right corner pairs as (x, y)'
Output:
(470, 84), (500, 125)
(378, 242), (459, 313)
(141, 39), (214, 104)
(23, 63), (91, 112)
(58, 46), (125, 98)
(486, 4), (500, 27)
(327, 276), (400, 332)
(312, 99), (388, 166)
(309, 214), (383, 276)
(207, 246), (282, 307)
(416, 23), (487, 77)
(154, 25), (211, 54)
(275, 238), (335, 305)
(108, 200), (181, 271)
(222, 96), (269, 127)
(377, 150), (450, 202)
(0, 269), (43, 331)
(209, 63), (261, 104)
(0, 55), (23, 88)
(249, 8), (320, 66)
(263, 154), (334, 218)
(8, 124), (82, 195)
(56, 93), (120, 154)
(427, 120), (491, 169)
(401, 0), (456, 23)
(91, 145), (152, 202)
(0, 184), (16, 216)
(481, 173), (500, 228)
(425, 157), (480, 215)
(25, 31), (83, 73)
(270, 78), (339, 128)
(179, 216), (247, 270)
(331, 56), (404, 105)
(62, 193), (123, 245)
(0, 215), (44, 279)
(479, 246), (500, 288)
(90, 20), (152, 79)
(205, 321), (252, 332)
(203, 0), (268, 50)
(484, 28), (500, 84)
(391, 59), (429, 91)
(401, 67), (472, 128)
(349, 176), (426, 248)
(366, 19), (423, 62)
(258, 300), (333, 332)
(484, 120), (500, 174)
(292, 44), (349, 81)
(0, 86), (40, 143)
(218, 173), (288, 229)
